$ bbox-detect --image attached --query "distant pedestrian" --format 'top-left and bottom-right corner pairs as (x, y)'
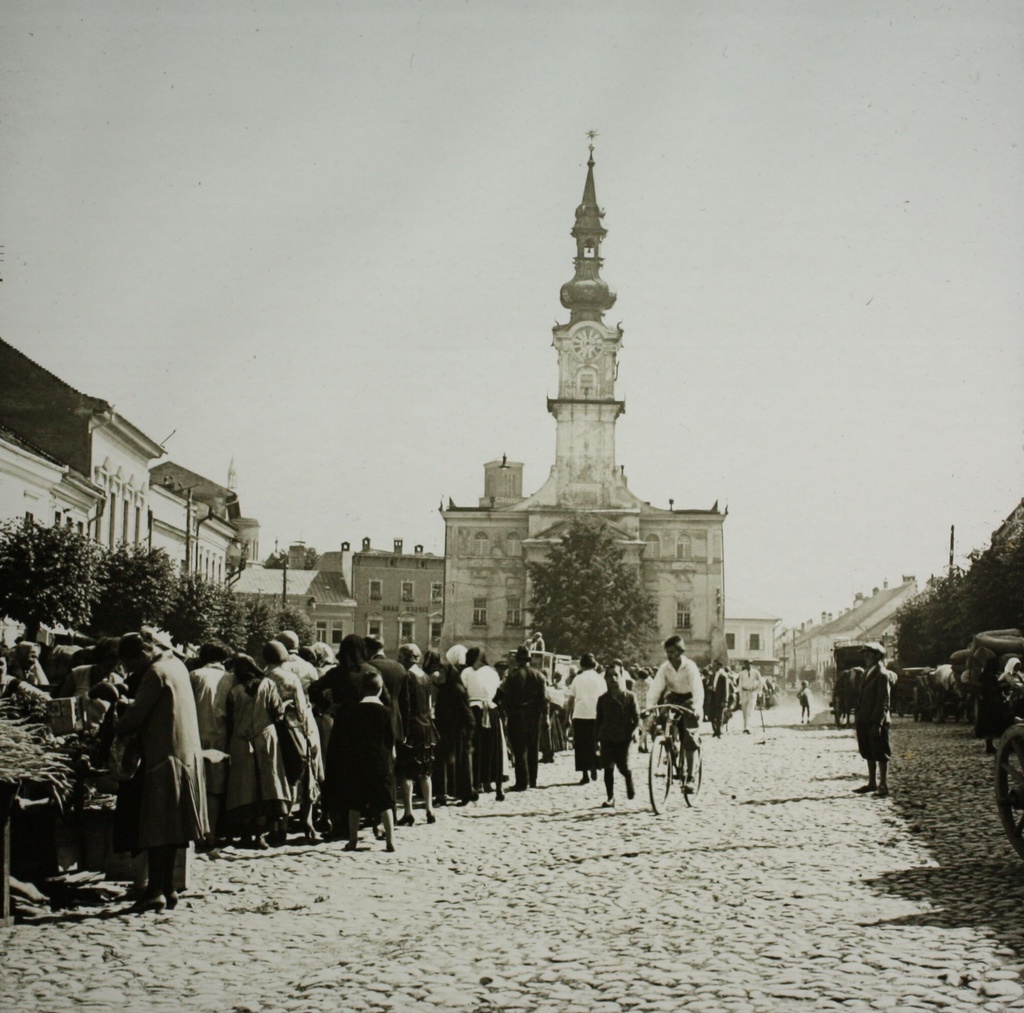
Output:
(631, 668), (650, 752)
(496, 645), (546, 791)
(853, 642), (897, 798)
(738, 661), (763, 734)
(710, 662), (731, 738)
(565, 652), (605, 784)
(344, 670), (396, 853)
(464, 647), (504, 800)
(395, 643), (438, 826)
(798, 680), (811, 723)
(595, 666), (638, 806)
(224, 655), (292, 851)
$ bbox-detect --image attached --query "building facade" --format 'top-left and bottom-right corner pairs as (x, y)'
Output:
(724, 604), (781, 676)
(441, 150), (726, 663)
(352, 538), (445, 652)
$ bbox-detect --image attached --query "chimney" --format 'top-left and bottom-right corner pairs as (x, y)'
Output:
(414, 545), (424, 555)
(362, 537), (371, 551)
(800, 622), (805, 633)
(883, 578), (889, 589)
(340, 541), (352, 591)
(287, 541), (306, 571)
(872, 587), (879, 596)
(827, 613), (834, 623)
(854, 592), (864, 605)
(394, 538), (403, 555)
(902, 574), (915, 584)
(821, 612), (827, 624)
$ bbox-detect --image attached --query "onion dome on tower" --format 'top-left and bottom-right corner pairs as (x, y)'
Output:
(559, 142), (617, 323)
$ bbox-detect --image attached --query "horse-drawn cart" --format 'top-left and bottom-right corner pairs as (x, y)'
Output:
(831, 645), (867, 727)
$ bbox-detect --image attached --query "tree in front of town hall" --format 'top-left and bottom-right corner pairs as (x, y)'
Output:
(239, 598), (315, 655)
(527, 516), (657, 661)
(163, 571), (243, 648)
(0, 518), (102, 640)
(90, 544), (178, 637)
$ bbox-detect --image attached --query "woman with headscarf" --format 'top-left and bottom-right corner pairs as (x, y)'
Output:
(432, 646), (476, 806)
(224, 654), (292, 850)
(464, 646), (504, 800)
(263, 640), (322, 843)
(310, 633), (381, 835)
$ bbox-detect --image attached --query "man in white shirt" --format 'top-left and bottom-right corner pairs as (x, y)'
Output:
(647, 635), (704, 790)
(564, 652), (606, 784)
(737, 660), (764, 734)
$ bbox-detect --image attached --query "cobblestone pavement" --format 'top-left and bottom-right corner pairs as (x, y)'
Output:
(4, 699), (1024, 1013)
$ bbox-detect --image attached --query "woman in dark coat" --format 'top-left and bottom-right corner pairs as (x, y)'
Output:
(430, 651), (476, 807)
(343, 670), (396, 852)
(309, 634), (381, 833)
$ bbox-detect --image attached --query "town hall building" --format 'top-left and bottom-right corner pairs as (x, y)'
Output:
(441, 148), (726, 664)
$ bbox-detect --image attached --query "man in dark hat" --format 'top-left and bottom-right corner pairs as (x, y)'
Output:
(495, 645), (547, 791)
(853, 642), (897, 798)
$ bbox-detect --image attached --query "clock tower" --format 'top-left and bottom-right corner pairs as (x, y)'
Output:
(544, 144), (628, 507)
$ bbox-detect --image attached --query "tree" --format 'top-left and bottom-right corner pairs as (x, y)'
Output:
(264, 547), (320, 570)
(163, 573), (242, 648)
(0, 519), (102, 640)
(527, 516), (657, 661)
(237, 597), (317, 657)
(91, 545), (178, 636)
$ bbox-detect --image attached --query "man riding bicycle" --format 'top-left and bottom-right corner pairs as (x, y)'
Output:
(646, 635), (704, 790)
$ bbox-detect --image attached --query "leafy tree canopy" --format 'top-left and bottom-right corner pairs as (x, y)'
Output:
(527, 516), (656, 662)
(238, 598), (316, 657)
(164, 573), (241, 649)
(91, 545), (178, 637)
(0, 519), (101, 639)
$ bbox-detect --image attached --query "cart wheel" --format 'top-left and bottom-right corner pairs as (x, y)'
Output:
(648, 733), (674, 815)
(683, 745), (703, 808)
(996, 726), (1024, 862)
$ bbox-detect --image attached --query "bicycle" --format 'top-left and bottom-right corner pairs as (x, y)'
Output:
(641, 703), (703, 814)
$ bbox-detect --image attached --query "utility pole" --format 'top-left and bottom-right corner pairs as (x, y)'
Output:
(949, 524), (955, 575)
(282, 552), (288, 606)
(184, 489), (193, 573)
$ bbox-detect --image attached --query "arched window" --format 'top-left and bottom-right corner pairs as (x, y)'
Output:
(676, 535), (692, 560)
(474, 532), (490, 557)
(644, 533), (660, 558)
(506, 530), (522, 557)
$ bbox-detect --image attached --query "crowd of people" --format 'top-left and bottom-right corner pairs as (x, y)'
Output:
(0, 628), (786, 914)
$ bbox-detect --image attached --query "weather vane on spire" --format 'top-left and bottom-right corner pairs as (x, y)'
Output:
(586, 129), (598, 155)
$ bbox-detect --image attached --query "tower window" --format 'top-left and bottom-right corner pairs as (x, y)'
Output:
(584, 240), (596, 259)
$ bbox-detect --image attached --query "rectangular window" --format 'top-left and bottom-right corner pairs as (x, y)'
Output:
(65, 515), (74, 528)
(77, 522), (84, 535)
(748, 633), (761, 651)
(675, 603), (691, 630)
(726, 633), (736, 650)
(401, 580), (414, 602)
(399, 620), (414, 642)
(430, 620), (443, 643)
(430, 581), (443, 603)
(472, 597), (488, 627)
(108, 493), (117, 546)
(506, 596), (522, 627)
(315, 621), (328, 641)
(134, 506), (141, 545)
(54, 511), (62, 527)
(122, 500), (130, 544)
(331, 627), (344, 645)
(369, 579), (382, 601)
(367, 618), (382, 638)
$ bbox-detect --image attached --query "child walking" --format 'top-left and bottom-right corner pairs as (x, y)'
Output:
(343, 670), (397, 852)
(798, 680), (811, 723)
(595, 666), (639, 807)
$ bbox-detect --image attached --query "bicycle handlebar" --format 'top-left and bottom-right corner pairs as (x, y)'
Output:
(640, 703), (698, 720)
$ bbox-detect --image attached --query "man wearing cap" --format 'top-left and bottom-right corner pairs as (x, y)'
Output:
(496, 646), (547, 791)
(646, 635), (704, 791)
(853, 642), (898, 798)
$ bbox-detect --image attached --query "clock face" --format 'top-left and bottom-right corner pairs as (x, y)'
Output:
(571, 327), (602, 360)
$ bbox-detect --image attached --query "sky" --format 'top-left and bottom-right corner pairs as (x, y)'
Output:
(2, 1), (1022, 629)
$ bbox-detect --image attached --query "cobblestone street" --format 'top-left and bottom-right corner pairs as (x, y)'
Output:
(4, 699), (1024, 1013)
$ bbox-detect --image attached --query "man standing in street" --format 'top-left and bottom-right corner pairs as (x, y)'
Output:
(853, 642), (897, 798)
(710, 660), (731, 738)
(738, 660), (763, 735)
(496, 645), (547, 791)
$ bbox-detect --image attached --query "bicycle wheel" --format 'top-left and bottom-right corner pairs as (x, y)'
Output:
(648, 733), (674, 814)
(683, 743), (703, 807)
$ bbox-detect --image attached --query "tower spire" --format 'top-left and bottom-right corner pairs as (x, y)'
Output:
(559, 133), (616, 323)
